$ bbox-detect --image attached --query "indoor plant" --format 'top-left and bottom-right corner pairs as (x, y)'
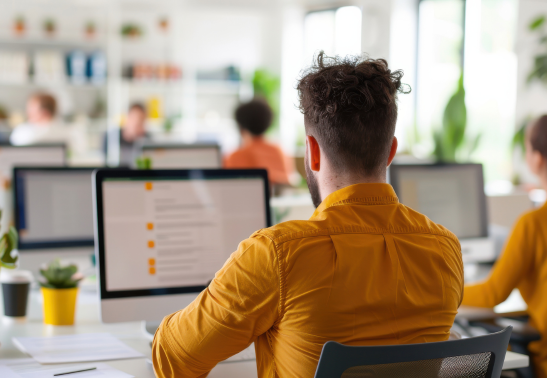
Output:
(0, 210), (18, 271)
(432, 74), (481, 162)
(39, 259), (82, 326)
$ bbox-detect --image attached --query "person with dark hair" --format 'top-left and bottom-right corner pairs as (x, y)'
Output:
(103, 102), (150, 165)
(224, 98), (292, 185)
(463, 115), (547, 377)
(152, 53), (463, 378)
(10, 92), (72, 147)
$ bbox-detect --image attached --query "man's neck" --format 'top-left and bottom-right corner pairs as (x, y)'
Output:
(318, 171), (386, 201)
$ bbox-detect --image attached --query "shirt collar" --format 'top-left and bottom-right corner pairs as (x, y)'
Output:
(312, 183), (399, 217)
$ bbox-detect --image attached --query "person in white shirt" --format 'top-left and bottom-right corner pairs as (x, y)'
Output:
(10, 92), (71, 147)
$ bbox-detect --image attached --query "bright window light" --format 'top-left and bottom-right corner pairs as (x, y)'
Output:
(304, 6), (362, 63)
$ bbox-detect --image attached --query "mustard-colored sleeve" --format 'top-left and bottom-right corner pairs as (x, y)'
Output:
(152, 233), (280, 378)
(462, 214), (534, 308)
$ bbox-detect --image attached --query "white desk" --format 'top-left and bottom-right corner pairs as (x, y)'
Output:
(0, 289), (529, 377)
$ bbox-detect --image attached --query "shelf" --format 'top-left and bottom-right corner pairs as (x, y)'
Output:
(0, 82), (106, 90)
(0, 38), (105, 50)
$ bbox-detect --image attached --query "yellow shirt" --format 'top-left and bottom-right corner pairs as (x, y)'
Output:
(152, 183), (464, 378)
(462, 202), (547, 378)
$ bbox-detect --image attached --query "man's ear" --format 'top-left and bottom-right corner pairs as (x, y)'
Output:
(307, 135), (321, 172)
(387, 137), (398, 167)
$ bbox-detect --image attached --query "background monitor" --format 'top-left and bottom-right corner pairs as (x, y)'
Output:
(140, 143), (221, 169)
(0, 144), (66, 232)
(93, 168), (270, 323)
(14, 167), (96, 250)
(389, 163), (488, 240)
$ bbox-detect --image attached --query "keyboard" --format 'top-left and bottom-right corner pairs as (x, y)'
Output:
(221, 343), (256, 363)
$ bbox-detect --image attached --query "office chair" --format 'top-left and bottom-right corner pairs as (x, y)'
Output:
(468, 316), (540, 378)
(314, 326), (512, 378)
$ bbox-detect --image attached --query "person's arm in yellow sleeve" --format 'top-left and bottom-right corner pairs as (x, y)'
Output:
(152, 232), (280, 378)
(462, 215), (534, 308)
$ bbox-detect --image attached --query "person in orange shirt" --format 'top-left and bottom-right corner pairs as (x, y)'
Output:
(152, 53), (463, 378)
(462, 115), (547, 378)
(224, 99), (292, 185)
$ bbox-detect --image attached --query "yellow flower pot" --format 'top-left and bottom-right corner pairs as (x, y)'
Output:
(41, 287), (78, 326)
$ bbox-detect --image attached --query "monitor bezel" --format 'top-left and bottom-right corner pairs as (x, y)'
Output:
(141, 143), (222, 168)
(389, 163), (489, 239)
(93, 168), (271, 300)
(13, 166), (99, 250)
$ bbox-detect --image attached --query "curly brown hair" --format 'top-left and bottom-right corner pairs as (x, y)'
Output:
(235, 98), (273, 136)
(297, 52), (410, 177)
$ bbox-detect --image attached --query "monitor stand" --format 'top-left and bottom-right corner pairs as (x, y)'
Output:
(142, 320), (162, 341)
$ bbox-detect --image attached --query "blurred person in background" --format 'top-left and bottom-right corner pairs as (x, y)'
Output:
(224, 98), (293, 185)
(462, 115), (547, 377)
(10, 92), (70, 147)
(103, 102), (150, 166)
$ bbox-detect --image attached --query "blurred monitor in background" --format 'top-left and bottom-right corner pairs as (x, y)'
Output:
(224, 98), (293, 186)
(10, 93), (73, 148)
(103, 102), (151, 166)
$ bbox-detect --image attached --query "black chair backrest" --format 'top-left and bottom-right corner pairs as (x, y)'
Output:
(314, 326), (512, 378)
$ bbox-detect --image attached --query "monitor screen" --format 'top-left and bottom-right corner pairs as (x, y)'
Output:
(141, 144), (221, 169)
(0, 145), (65, 179)
(94, 169), (270, 299)
(14, 168), (95, 250)
(389, 164), (488, 239)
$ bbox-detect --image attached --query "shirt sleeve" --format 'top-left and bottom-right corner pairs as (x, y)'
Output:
(152, 232), (280, 378)
(462, 214), (535, 308)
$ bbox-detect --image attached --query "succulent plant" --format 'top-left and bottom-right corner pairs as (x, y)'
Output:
(39, 259), (82, 289)
(0, 210), (18, 270)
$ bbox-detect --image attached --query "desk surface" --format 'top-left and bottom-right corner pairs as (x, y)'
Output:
(0, 289), (529, 377)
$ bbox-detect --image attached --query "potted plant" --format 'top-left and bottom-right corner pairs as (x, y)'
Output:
(39, 259), (82, 326)
(43, 18), (56, 37)
(0, 210), (18, 271)
(85, 21), (96, 39)
(13, 16), (25, 37)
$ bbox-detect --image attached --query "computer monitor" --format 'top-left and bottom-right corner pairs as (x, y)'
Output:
(0, 144), (66, 233)
(389, 163), (494, 263)
(13, 167), (96, 276)
(139, 143), (221, 169)
(0, 144), (66, 179)
(14, 167), (96, 250)
(93, 169), (270, 323)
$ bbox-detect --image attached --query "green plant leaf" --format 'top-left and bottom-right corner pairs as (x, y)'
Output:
(530, 15), (545, 31)
(39, 259), (82, 289)
(434, 74), (467, 162)
(0, 225), (18, 269)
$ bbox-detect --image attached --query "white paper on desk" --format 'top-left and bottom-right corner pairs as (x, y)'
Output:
(0, 358), (133, 378)
(12, 333), (144, 364)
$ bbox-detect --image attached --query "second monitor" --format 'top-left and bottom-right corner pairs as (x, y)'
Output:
(389, 163), (495, 263)
(139, 143), (221, 169)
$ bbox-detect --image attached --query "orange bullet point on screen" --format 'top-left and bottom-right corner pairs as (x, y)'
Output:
(148, 258), (156, 266)
(147, 223), (154, 230)
(145, 182), (153, 190)
(149, 267), (156, 275)
(148, 240), (155, 248)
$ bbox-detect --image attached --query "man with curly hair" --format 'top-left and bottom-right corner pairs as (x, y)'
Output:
(153, 53), (464, 378)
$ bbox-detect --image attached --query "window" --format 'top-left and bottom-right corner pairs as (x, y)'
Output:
(304, 6), (362, 63)
(414, 0), (518, 182)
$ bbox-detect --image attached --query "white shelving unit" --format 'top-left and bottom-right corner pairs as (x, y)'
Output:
(0, 0), (266, 165)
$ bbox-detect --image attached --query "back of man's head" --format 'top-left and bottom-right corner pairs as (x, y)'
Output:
(235, 98), (273, 137)
(297, 52), (408, 178)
